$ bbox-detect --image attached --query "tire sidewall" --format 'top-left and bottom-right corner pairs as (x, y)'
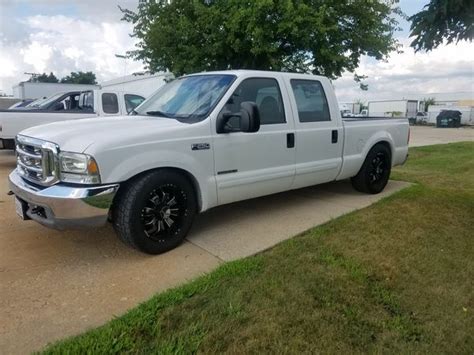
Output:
(363, 145), (391, 194)
(125, 171), (196, 254)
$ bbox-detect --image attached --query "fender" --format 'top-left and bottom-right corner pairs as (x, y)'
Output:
(361, 130), (395, 161)
(96, 148), (216, 212)
(336, 129), (395, 181)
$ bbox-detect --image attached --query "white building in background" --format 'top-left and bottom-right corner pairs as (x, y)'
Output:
(418, 92), (474, 126)
(367, 100), (418, 118)
(100, 72), (174, 98)
(417, 91), (474, 107)
(13, 82), (99, 100)
(12, 72), (174, 101)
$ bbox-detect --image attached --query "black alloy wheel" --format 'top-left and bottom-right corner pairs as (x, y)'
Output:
(351, 144), (391, 194)
(113, 170), (197, 254)
(141, 184), (187, 242)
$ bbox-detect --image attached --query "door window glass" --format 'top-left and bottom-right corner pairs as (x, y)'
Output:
(223, 78), (285, 125)
(290, 79), (331, 122)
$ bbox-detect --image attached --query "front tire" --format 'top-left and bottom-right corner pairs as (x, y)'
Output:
(113, 170), (197, 254)
(351, 144), (391, 194)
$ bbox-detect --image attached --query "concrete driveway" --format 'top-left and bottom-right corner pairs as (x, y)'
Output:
(2, 125), (470, 354)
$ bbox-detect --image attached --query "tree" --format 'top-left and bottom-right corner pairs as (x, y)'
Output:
(60, 71), (97, 84)
(409, 0), (474, 52)
(422, 97), (436, 112)
(120, 0), (402, 83)
(354, 98), (367, 110)
(30, 72), (59, 83)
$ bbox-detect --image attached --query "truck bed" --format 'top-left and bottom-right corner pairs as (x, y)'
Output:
(336, 117), (409, 181)
(343, 117), (408, 121)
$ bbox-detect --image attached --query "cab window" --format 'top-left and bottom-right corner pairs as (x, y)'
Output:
(290, 79), (331, 122)
(223, 78), (285, 126)
(102, 93), (119, 114)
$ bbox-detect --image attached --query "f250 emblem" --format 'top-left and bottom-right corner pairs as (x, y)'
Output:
(191, 143), (210, 151)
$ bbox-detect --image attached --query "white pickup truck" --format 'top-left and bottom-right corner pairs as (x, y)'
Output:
(0, 90), (145, 149)
(9, 70), (409, 254)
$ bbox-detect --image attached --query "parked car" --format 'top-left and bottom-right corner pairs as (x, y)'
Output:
(340, 109), (354, 118)
(0, 90), (145, 149)
(8, 99), (35, 110)
(10, 91), (81, 111)
(9, 70), (409, 254)
(414, 111), (428, 125)
(355, 109), (368, 117)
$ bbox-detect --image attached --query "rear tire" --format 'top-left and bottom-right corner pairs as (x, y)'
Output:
(351, 144), (391, 194)
(113, 170), (197, 254)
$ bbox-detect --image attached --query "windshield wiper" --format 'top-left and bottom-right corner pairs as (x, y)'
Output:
(146, 110), (174, 118)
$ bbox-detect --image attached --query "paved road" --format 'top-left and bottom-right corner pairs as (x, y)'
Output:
(1, 125), (470, 354)
(409, 126), (474, 147)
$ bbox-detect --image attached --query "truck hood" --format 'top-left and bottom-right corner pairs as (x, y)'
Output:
(20, 115), (186, 152)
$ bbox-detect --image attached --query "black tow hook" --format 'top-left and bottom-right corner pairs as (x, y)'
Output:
(7, 191), (14, 196)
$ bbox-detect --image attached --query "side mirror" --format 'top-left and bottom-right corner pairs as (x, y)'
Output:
(217, 101), (261, 134)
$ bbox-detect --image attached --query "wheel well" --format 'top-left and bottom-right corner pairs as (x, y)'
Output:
(113, 167), (203, 213)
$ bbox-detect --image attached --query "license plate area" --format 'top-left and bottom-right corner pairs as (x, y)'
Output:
(15, 197), (28, 220)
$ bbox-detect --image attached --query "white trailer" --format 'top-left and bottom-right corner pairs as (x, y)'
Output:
(100, 72), (174, 98)
(368, 100), (418, 118)
(12, 82), (99, 100)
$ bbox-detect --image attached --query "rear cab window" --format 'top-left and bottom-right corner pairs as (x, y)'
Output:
(102, 93), (119, 114)
(290, 79), (331, 122)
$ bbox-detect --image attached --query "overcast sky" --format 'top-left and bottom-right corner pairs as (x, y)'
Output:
(0, 0), (473, 102)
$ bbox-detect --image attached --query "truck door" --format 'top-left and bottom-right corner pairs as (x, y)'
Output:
(212, 76), (296, 205)
(286, 78), (344, 189)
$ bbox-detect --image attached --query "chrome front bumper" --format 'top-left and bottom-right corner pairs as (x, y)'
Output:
(9, 169), (119, 229)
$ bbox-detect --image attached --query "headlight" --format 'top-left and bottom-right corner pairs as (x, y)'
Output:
(59, 151), (101, 184)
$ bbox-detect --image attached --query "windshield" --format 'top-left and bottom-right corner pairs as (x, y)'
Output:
(25, 98), (47, 108)
(30, 92), (65, 109)
(135, 74), (235, 119)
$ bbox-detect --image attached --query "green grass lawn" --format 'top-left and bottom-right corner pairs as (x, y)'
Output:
(44, 142), (474, 354)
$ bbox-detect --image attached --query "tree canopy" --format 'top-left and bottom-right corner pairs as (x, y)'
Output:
(409, 0), (474, 52)
(121, 0), (402, 81)
(30, 72), (59, 83)
(60, 71), (97, 84)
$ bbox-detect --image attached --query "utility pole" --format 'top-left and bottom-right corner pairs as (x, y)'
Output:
(115, 54), (127, 77)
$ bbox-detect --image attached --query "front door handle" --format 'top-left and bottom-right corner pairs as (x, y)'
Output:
(331, 130), (338, 144)
(287, 133), (295, 148)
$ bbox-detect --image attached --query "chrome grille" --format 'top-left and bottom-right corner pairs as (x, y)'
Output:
(16, 135), (59, 186)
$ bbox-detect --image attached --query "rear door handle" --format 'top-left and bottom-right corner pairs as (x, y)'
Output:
(331, 130), (338, 144)
(287, 133), (295, 148)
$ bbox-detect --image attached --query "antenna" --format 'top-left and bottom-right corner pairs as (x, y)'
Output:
(24, 72), (40, 82)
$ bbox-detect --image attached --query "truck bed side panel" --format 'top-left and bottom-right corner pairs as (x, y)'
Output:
(337, 118), (409, 180)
